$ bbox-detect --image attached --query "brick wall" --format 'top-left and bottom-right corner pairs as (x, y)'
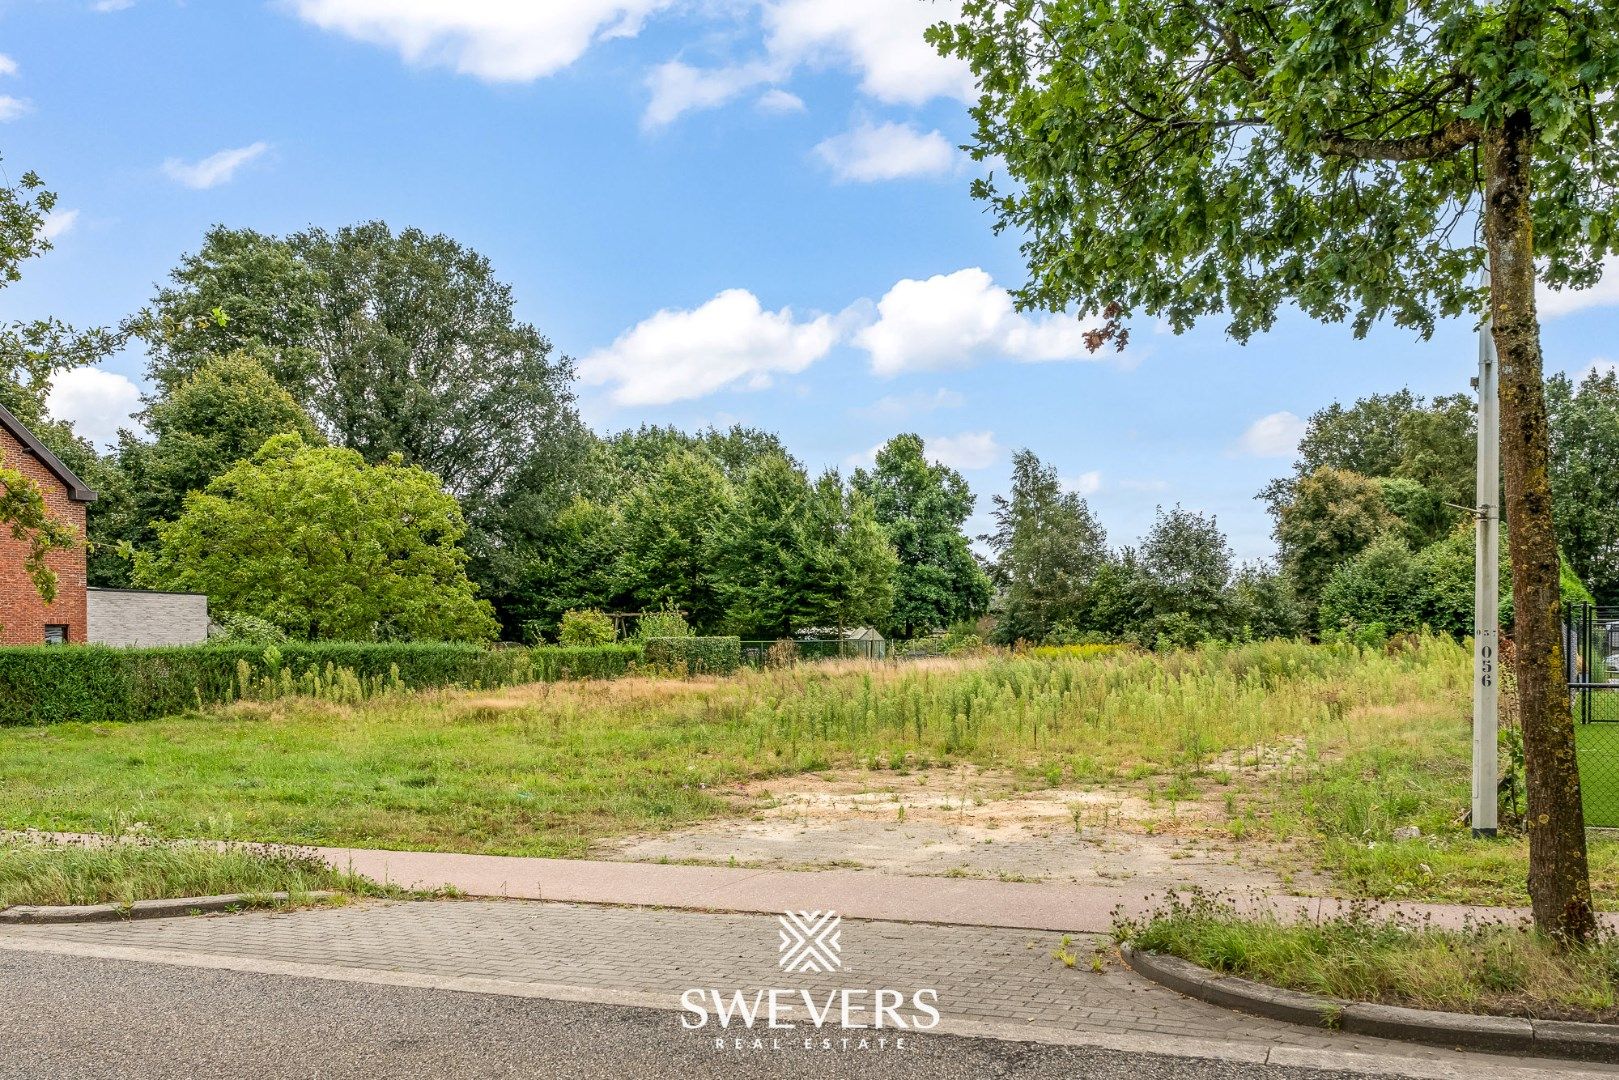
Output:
(0, 423), (88, 646)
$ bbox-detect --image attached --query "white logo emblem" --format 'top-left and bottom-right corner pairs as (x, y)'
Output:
(777, 910), (842, 974)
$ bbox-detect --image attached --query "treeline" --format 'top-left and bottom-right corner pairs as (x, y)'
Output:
(8, 222), (996, 643)
(990, 380), (1619, 649)
(10, 212), (1617, 649)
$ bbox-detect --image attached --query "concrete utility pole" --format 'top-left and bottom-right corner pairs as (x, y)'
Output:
(1473, 306), (1501, 838)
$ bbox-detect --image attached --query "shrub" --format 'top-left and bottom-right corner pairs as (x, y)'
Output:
(766, 638), (799, 668)
(0, 642), (641, 726)
(643, 636), (741, 676)
(558, 609), (617, 647)
(212, 611), (288, 645)
(634, 607), (692, 641)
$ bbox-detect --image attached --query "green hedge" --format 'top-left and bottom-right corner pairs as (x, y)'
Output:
(643, 636), (742, 676)
(0, 642), (642, 726)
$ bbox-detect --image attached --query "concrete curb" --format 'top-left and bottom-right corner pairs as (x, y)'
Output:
(1120, 944), (1619, 1063)
(0, 891), (337, 925)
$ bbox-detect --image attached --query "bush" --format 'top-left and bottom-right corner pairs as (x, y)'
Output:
(643, 636), (741, 676)
(0, 642), (641, 726)
(211, 611), (288, 645)
(558, 609), (617, 647)
(634, 607), (692, 641)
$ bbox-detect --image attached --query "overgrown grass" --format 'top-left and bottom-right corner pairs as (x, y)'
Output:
(0, 639), (1474, 859)
(1116, 890), (1619, 1022)
(0, 836), (372, 908)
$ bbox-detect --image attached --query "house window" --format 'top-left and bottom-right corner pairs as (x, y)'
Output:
(43, 625), (68, 646)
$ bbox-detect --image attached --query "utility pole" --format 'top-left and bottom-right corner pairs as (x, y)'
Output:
(1473, 307), (1501, 838)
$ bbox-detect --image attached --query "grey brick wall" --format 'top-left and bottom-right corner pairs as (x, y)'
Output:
(87, 588), (209, 646)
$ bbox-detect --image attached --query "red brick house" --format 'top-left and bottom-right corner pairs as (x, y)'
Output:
(0, 402), (95, 646)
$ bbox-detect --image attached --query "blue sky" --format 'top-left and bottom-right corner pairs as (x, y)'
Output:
(4, 0), (1616, 560)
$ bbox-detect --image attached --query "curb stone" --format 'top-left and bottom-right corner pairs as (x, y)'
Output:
(1119, 944), (1619, 1064)
(0, 891), (337, 925)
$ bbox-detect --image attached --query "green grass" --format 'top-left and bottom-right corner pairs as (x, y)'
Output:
(1578, 723), (1619, 828)
(0, 641), (1468, 859)
(0, 836), (371, 908)
(1117, 890), (1619, 1021)
(2, 636), (1614, 908)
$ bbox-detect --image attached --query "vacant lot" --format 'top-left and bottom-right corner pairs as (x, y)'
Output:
(1, 638), (1612, 904)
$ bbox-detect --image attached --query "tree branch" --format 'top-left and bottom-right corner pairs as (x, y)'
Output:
(1316, 119), (1481, 162)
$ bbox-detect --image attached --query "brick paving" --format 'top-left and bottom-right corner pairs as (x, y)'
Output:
(0, 899), (1530, 1068)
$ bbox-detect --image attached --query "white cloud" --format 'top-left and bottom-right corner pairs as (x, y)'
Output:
(644, 59), (779, 128)
(1064, 470), (1102, 496)
(756, 88), (805, 114)
(644, 0), (972, 125)
(0, 96), (32, 122)
(1539, 255), (1619, 318)
(47, 368), (144, 449)
(289, 0), (668, 82)
(853, 387), (965, 419)
(0, 54), (17, 77)
(813, 121), (954, 183)
(92, 0), (136, 11)
(162, 142), (270, 189)
(1233, 411), (1307, 458)
(926, 430), (1003, 471)
(765, 0), (972, 107)
(578, 288), (838, 406)
(853, 268), (1104, 376)
(41, 209), (79, 242)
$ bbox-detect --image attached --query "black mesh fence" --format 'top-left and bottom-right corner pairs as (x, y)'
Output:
(739, 637), (886, 667)
(1565, 603), (1619, 827)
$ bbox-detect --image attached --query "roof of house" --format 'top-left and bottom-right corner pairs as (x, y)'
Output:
(0, 401), (97, 503)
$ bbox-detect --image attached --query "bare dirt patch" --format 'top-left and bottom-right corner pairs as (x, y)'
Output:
(605, 763), (1323, 894)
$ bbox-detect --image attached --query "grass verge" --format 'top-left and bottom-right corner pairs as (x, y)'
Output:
(1115, 890), (1619, 1022)
(0, 835), (376, 909)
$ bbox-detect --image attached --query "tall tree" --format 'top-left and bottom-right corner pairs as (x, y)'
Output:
(615, 449), (732, 631)
(933, 0), (1617, 938)
(798, 471), (899, 635)
(135, 434), (497, 642)
(127, 349), (323, 526)
(713, 453), (817, 638)
(1261, 391), (1475, 545)
(1139, 505), (1234, 641)
(852, 434), (992, 639)
(1547, 369), (1619, 604)
(984, 449), (1108, 644)
(146, 222), (582, 507)
(1275, 467), (1401, 612)
(499, 496), (629, 642)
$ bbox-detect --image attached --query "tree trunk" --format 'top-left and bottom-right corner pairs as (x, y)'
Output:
(1483, 108), (1598, 944)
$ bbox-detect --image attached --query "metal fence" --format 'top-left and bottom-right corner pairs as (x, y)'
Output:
(739, 637), (886, 667)
(1563, 602), (1619, 826)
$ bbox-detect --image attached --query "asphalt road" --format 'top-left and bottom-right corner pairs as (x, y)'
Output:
(0, 950), (1422, 1080)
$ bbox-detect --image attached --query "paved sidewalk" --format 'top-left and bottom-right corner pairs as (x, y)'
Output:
(314, 843), (1605, 934)
(0, 900), (1610, 1077)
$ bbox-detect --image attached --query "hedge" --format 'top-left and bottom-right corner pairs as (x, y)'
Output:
(0, 642), (643, 726)
(642, 636), (742, 676)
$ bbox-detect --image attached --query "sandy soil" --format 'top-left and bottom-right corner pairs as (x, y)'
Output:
(606, 762), (1324, 895)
